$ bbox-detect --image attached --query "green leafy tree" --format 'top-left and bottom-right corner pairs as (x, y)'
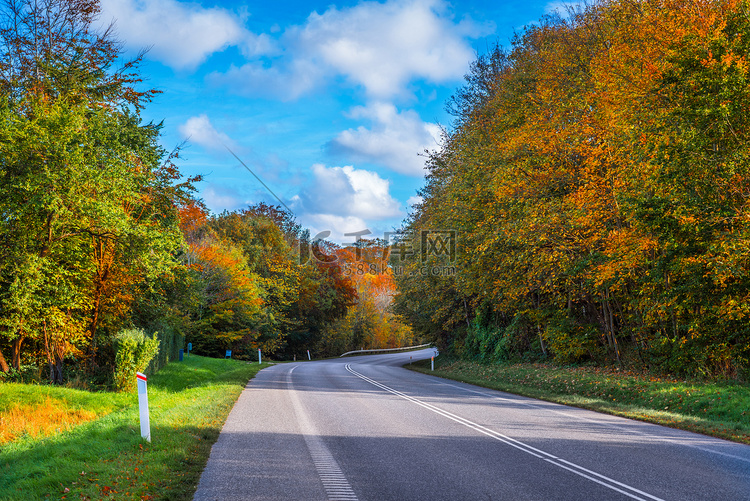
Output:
(0, 0), (192, 380)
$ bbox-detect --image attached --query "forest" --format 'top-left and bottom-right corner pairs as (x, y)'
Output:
(4, 0), (750, 387)
(393, 0), (750, 379)
(0, 0), (412, 386)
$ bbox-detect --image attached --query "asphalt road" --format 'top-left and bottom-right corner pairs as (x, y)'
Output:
(193, 349), (750, 500)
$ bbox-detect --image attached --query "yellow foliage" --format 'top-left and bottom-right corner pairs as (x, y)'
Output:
(0, 397), (97, 445)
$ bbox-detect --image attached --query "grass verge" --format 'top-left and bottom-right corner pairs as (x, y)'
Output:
(0, 355), (269, 500)
(409, 357), (750, 445)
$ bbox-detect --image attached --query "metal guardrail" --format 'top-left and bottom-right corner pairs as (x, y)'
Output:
(339, 343), (433, 358)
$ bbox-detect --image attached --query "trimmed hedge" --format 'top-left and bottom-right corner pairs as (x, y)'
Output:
(147, 328), (185, 374)
(114, 328), (160, 392)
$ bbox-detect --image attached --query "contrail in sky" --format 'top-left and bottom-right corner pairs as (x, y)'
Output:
(224, 144), (295, 215)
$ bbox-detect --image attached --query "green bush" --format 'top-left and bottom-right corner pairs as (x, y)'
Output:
(0, 363), (41, 383)
(462, 307), (539, 364)
(465, 321), (502, 363)
(543, 314), (598, 364)
(114, 328), (160, 392)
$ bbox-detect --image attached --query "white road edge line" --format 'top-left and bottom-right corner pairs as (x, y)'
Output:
(289, 366), (359, 501)
(346, 364), (665, 501)
(427, 375), (750, 465)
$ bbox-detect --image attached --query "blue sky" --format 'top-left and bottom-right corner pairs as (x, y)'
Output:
(98, 0), (561, 243)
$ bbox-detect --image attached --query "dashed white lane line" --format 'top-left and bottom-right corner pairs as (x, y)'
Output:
(346, 364), (665, 501)
(288, 366), (359, 501)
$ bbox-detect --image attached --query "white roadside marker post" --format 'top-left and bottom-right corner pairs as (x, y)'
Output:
(258, 348), (262, 364)
(136, 372), (151, 443)
(431, 356), (434, 371)
(307, 349), (311, 361)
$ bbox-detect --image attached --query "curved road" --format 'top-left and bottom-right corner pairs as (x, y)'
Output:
(194, 349), (750, 500)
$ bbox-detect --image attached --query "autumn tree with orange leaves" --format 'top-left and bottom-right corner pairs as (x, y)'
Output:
(173, 203), (360, 360)
(395, 0), (750, 378)
(314, 240), (413, 357)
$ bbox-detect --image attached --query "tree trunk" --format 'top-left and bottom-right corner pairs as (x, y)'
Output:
(53, 354), (64, 384)
(0, 347), (9, 372)
(88, 236), (112, 364)
(43, 323), (55, 383)
(43, 324), (67, 385)
(11, 336), (24, 370)
(88, 289), (101, 361)
(538, 325), (547, 356)
(600, 288), (621, 365)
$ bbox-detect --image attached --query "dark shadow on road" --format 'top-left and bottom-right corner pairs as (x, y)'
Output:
(194, 428), (750, 501)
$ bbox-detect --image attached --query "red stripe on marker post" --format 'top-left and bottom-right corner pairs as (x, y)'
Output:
(136, 372), (147, 382)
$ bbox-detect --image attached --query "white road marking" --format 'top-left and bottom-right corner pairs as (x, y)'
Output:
(347, 364), (665, 501)
(288, 366), (359, 501)
(426, 375), (750, 464)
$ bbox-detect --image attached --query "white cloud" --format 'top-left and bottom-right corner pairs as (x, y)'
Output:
(208, 59), (324, 101)
(210, 0), (490, 99)
(407, 195), (424, 206)
(241, 32), (278, 58)
(295, 0), (482, 98)
(293, 164), (403, 241)
(200, 185), (244, 212)
(178, 115), (235, 151)
(300, 214), (372, 244)
(100, 0), (248, 70)
(331, 102), (440, 176)
(299, 164), (402, 221)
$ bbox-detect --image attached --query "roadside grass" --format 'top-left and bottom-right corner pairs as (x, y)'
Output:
(0, 356), (269, 501)
(0, 385), (131, 445)
(410, 357), (750, 445)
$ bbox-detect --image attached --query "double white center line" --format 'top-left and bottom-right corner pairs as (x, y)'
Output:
(346, 364), (665, 501)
